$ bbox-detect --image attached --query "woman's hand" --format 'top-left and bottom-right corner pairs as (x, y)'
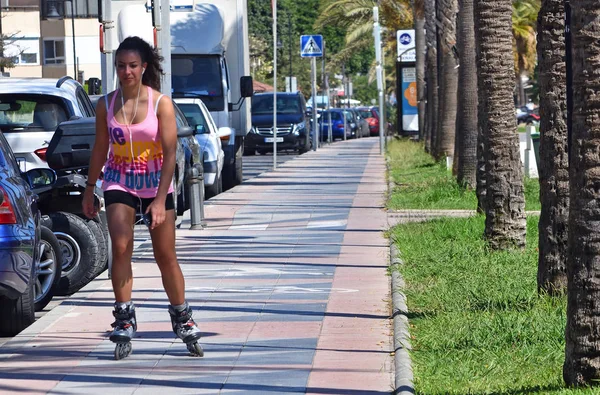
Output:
(82, 187), (97, 219)
(146, 198), (166, 230)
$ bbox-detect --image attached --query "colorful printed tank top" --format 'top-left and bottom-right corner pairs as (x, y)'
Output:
(102, 86), (174, 198)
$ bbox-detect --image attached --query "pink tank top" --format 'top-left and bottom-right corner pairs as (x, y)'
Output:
(102, 86), (174, 198)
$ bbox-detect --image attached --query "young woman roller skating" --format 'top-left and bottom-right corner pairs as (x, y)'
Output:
(82, 36), (202, 359)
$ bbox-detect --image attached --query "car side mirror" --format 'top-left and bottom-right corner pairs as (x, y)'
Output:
(217, 127), (232, 141)
(177, 126), (194, 138)
(24, 168), (56, 189)
(240, 76), (253, 98)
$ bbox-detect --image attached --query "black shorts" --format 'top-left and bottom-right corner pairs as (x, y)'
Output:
(104, 190), (175, 213)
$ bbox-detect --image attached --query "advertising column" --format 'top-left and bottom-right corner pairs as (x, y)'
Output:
(396, 29), (418, 136)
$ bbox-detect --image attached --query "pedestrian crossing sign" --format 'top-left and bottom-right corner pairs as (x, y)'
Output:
(300, 35), (323, 57)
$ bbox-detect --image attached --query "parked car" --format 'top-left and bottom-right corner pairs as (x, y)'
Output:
(516, 107), (540, 125)
(349, 108), (369, 137)
(0, 78), (110, 296)
(357, 106), (381, 136)
(0, 78), (95, 173)
(0, 130), (63, 336)
(175, 99), (229, 199)
(245, 92), (311, 155)
(318, 109), (355, 141)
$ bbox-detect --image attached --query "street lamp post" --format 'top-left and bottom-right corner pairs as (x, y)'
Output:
(46, 0), (77, 79)
(288, 13), (292, 89)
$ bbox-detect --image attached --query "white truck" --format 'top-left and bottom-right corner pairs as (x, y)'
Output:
(99, 0), (252, 191)
(170, 0), (253, 190)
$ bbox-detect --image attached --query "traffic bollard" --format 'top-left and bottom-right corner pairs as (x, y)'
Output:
(188, 163), (206, 230)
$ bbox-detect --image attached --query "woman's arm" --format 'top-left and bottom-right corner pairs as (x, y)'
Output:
(155, 94), (177, 203)
(82, 94), (110, 218)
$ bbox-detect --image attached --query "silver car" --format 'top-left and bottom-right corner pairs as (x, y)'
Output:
(0, 78), (95, 173)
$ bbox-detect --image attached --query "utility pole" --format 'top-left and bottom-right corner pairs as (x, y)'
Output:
(272, 0), (278, 169)
(288, 13), (292, 87)
(321, 39), (325, 144)
(373, 6), (385, 154)
(311, 56), (318, 150)
(342, 63), (347, 141)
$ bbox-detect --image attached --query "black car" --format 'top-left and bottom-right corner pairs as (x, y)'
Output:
(245, 92), (311, 155)
(0, 130), (62, 336)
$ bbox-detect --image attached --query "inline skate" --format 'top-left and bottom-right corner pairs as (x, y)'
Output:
(109, 302), (137, 360)
(169, 302), (203, 357)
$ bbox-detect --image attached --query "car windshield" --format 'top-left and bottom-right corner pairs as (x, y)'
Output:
(252, 95), (302, 115)
(358, 110), (372, 119)
(0, 95), (68, 132)
(177, 103), (209, 132)
(171, 55), (224, 112)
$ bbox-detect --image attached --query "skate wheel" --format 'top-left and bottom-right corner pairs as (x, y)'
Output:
(186, 341), (204, 357)
(114, 342), (132, 360)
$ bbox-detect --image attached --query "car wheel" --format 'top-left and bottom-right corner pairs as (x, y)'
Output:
(0, 272), (35, 336)
(84, 218), (108, 277)
(234, 153), (243, 186)
(205, 172), (220, 199)
(217, 171), (223, 194)
(44, 212), (101, 296)
(34, 226), (63, 311)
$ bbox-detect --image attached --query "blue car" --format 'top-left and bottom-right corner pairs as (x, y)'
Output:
(318, 109), (356, 141)
(0, 130), (60, 336)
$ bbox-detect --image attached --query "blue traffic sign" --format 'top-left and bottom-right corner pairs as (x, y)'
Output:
(300, 35), (323, 57)
(399, 33), (412, 45)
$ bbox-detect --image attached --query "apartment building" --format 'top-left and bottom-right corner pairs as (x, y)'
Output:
(2, 0), (101, 82)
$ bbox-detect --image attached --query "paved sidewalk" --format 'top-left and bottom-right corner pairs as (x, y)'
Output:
(0, 138), (394, 394)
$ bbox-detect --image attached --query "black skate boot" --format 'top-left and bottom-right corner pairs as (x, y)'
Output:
(168, 302), (203, 357)
(110, 302), (137, 360)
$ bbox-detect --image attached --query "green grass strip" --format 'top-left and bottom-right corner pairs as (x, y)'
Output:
(387, 138), (540, 211)
(390, 216), (594, 394)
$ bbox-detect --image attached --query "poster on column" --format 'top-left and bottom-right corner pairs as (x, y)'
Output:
(401, 67), (418, 132)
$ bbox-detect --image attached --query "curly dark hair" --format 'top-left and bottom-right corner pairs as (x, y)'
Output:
(115, 36), (164, 91)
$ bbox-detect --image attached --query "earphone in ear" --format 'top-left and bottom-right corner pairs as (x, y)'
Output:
(141, 67), (146, 75)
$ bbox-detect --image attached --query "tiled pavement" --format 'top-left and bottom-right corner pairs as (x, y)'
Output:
(0, 138), (394, 394)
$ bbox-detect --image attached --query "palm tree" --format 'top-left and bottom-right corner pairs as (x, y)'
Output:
(413, 0), (426, 139)
(475, 0), (527, 249)
(536, 0), (568, 295)
(424, 0), (438, 153)
(563, 0), (600, 386)
(512, 0), (540, 106)
(314, 0), (413, 86)
(455, 0), (477, 188)
(434, 0), (458, 161)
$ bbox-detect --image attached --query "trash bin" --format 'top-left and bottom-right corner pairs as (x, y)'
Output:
(531, 132), (540, 170)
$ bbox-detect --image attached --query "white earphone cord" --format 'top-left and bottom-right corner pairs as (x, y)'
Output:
(120, 80), (146, 223)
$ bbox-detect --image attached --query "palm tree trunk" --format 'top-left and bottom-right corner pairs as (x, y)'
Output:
(475, 0), (527, 249)
(536, 0), (568, 296)
(424, 0), (438, 154)
(455, 0), (478, 188)
(563, 0), (600, 386)
(414, 0), (426, 140)
(434, 0), (458, 161)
